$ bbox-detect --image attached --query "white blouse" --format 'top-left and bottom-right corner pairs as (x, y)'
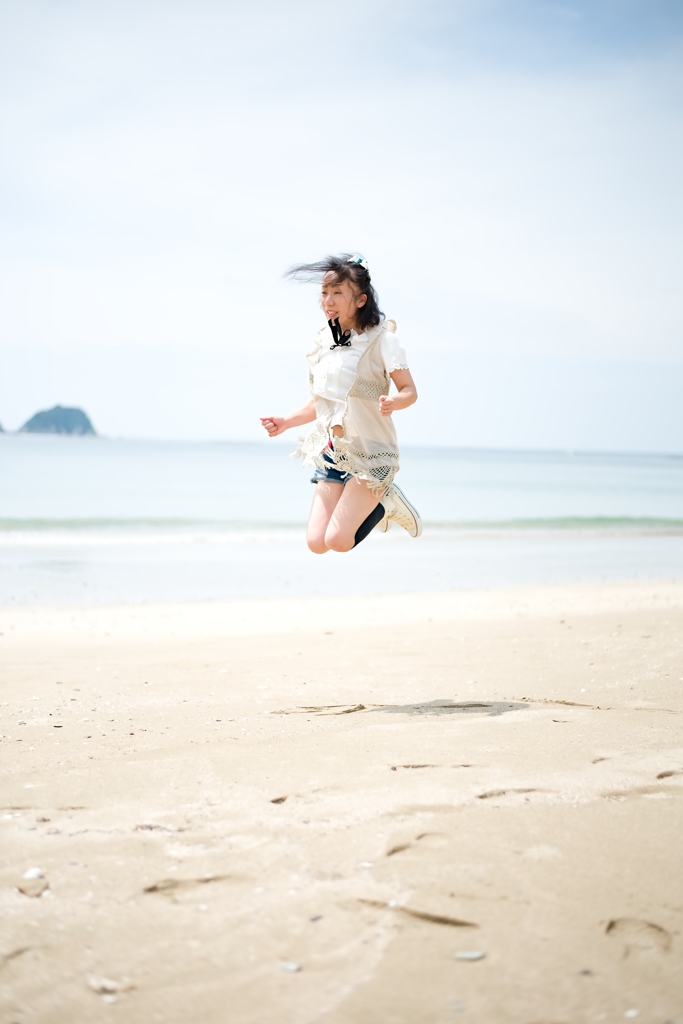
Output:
(294, 319), (409, 493)
(310, 327), (409, 426)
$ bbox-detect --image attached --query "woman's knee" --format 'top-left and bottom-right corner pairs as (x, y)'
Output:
(325, 529), (354, 553)
(307, 534), (329, 554)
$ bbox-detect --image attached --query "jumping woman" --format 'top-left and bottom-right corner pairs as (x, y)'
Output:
(260, 254), (422, 553)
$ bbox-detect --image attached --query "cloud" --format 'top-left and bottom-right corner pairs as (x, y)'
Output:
(0, 0), (681, 443)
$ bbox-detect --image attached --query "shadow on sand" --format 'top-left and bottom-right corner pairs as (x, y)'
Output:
(371, 699), (528, 718)
(271, 700), (529, 718)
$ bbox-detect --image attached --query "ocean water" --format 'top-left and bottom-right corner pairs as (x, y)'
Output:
(1, 435), (682, 605)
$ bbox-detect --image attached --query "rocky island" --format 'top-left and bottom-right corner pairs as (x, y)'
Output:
(19, 405), (96, 435)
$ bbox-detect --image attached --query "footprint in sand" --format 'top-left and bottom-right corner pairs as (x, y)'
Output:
(393, 763), (438, 769)
(386, 832), (449, 856)
(477, 788), (540, 800)
(142, 875), (234, 901)
(357, 899), (477, 929)
(602, 784), (678, 801)
(605, 917), (671, 956)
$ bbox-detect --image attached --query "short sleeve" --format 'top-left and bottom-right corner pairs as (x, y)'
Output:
(378, 331), (409, 373)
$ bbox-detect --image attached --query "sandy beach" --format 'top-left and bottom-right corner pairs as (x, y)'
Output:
(1, 580), (682, 1023)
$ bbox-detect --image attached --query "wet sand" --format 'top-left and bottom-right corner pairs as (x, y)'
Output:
(1, 582), (682, 1023)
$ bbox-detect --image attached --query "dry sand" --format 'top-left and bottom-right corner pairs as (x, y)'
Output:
(1, 581), (682, 1024)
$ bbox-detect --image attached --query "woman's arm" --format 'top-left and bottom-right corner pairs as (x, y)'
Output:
(378, 369), (417, 417)
(260, 398), (317, 437)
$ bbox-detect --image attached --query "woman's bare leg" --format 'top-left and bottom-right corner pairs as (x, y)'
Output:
(324, 479), (382, 552)
(306, 481), (344, 553)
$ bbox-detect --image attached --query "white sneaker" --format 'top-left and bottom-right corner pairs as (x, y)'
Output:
(376, 506), (391, 533)
(383, 484), (422, 538)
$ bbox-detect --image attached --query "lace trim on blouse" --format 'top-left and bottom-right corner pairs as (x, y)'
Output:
(347, 376), (390, 401)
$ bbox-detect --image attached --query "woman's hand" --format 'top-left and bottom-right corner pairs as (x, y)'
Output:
(260, 416), (288, 437)
(260, 399), (317, 438)
(379, 370), (418, 417)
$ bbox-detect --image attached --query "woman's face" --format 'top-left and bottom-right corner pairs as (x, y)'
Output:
(320, 272), (366, 330)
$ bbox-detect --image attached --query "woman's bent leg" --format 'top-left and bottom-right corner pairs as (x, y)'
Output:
(325, 479), (381, 552)
(353, 502), (385, 546)
(307, 481), (344, 553)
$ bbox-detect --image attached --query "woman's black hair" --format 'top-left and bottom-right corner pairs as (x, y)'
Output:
(285, 254), (384, 331)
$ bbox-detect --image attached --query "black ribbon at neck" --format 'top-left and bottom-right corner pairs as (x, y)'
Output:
(328, 317), (352, 349)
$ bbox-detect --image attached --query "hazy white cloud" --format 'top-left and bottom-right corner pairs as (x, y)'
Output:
(1, 0), (682, 445)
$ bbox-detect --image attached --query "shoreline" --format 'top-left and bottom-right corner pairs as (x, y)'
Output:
(2, 577), (683, 638)
(2, 529), (682, 608)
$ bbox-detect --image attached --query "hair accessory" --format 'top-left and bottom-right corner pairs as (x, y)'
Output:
(347, 256), (369, 274)
(328, 317), (352, 349)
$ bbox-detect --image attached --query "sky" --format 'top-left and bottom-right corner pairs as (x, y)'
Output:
(0, 0), (682, 450)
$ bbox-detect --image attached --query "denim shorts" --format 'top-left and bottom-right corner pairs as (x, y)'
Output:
(310, 449), (353, 486)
